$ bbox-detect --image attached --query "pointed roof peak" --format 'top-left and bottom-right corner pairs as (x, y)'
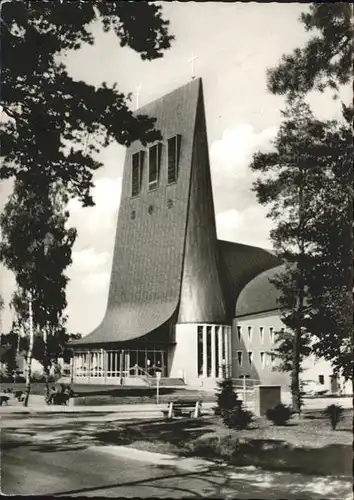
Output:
(134, 77), (202, 115)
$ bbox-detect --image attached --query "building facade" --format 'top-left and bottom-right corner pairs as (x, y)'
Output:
(71, 78), (347, 394)
(234, 266), (351, 395)
(71, 78), (279, 386)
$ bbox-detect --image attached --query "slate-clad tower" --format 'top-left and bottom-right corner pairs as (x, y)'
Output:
(72, 78), (279, 385)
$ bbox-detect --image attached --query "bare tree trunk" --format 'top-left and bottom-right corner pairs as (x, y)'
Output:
(43, 326), (50, 402)
(292, 293), (304, 414)
(291, 166), (305, 415)
(23, 291), (34, 407)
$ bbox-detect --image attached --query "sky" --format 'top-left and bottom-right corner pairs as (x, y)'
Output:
(0, 2), (350, 336)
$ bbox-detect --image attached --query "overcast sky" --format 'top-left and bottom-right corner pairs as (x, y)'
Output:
(0, 2), (349, 336)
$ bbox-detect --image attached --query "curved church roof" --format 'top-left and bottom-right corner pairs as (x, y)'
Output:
(235, 264), (285, 317)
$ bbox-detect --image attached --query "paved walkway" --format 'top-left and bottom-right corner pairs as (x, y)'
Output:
(2, 419), (352, 499)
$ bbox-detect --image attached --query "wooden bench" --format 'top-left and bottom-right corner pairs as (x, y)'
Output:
(163, 400), (202, 419)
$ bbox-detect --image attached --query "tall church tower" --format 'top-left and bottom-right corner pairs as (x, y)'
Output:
(71, 78), (279, 386)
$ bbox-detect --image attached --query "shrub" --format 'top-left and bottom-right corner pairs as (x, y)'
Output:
(323, 404), (344, 430)
(215, 378), (254, 429)
(223, 406), (254, 430)
(215, 378), (241, 414)
(266, 404), (293, 426)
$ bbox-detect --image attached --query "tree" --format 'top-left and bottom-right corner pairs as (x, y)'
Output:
(261, 2), (353, 397)
(0, 1), (173, 205)
(250, 99), (332, 412)
(0, 327), (20, 378)
(303, 105), (353, 383)
(270, 323), (311, 375)
(267, 3), (353, 98)
(0, 181), (76, 405)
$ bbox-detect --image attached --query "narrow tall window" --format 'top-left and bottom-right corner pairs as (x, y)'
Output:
(148, 143), (162, 190)
(260, 327), (264, 343)
(206, 326), (212, 377)
(248, 352), (253, 366)
(167, 135), (181, 184)
(197, 326), (203, 376)
(248, 326), (252, 341)
(237, 351), (243, 367)
(215, 326), (219, 378)
(318, 374), (324, 385)
(269, 327), (275, 344)
(237, 326), (242, 341)
(260, 352), (265, 369)
(132, 151), (144, 196)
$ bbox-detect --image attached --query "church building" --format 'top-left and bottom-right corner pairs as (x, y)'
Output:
(71, 78), (345, 394)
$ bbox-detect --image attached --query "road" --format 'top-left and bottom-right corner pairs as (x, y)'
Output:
(1, 413), (352, 498)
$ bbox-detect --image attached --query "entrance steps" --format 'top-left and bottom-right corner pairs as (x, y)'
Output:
(144, 377), (186, 387)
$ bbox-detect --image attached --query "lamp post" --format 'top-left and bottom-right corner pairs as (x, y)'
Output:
(155, 368), (162, 405)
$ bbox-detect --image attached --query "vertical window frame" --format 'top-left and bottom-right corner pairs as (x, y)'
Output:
(197, 326), (203, 376)
(206, 325), (212, 377)
(148, 142), (162, 191)
(237, 325), (242, 342)
(260, 326), (264, 343)
(167, 134), (181, 184)
(131, 151), (144, 197)
(237, 351), (243, 367)
(269, 327), (275, 344)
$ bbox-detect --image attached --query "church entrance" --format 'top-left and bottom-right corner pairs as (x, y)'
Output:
(73, 347), (168, 382)
(129, 348), (167, 377)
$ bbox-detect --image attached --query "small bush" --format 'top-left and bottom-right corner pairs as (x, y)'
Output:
(216, 378), (240, 412)
(223, 406), (254, 430)
(266, 404), (293, 426)
(323, 404), (344, 430)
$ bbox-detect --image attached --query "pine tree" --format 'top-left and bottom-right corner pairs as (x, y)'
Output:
(267, 3), (353, 98)
(265, 2), (353, 392)
(250, 100), (331, 412)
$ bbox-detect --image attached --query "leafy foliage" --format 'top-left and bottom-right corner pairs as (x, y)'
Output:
(0, 332), (20, 377)
(267, 3), (353, 97)
(323, 404), (344, 430)
(0, 181), (78, 402)
(0, 327), (80, 369)
(303, 106), (353, 381)
(266, 403), (293, 426)
(0, 182), (76, 325)
(0, 1), (173, 205)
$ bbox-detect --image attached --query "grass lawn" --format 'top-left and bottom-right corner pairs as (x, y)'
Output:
(95, 408), (352, 476)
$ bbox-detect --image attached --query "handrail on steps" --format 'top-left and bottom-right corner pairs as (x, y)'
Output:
(128, 364), (152, 378)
